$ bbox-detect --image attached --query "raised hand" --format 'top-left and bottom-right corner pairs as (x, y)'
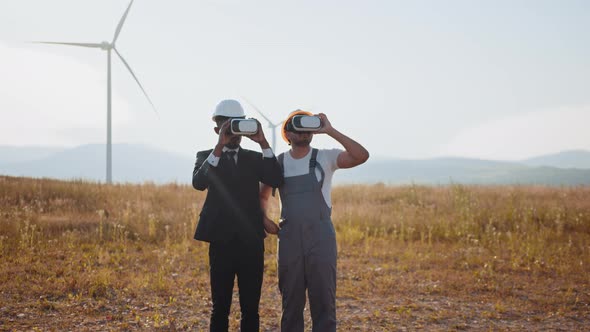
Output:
(246, 119), (270, 149)
(315, 113), (335, 135)
(216, 119), (235, 146)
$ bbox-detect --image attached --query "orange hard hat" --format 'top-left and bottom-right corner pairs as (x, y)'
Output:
(281, 109), (314, 144)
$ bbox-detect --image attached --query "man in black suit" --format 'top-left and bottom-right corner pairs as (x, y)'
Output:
(192, 99), (283, 332)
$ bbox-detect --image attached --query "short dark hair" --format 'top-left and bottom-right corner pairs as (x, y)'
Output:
(214, 116), (230, 127)
(214, 116), (247, 127)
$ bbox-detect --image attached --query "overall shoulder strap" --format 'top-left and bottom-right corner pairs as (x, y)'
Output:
(309, 149), (318, 170)
(272, 152), (286, 197)
(309, 149), (325, 189)
(278, 152), (285, 170)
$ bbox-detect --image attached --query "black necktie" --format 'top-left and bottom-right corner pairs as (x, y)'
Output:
(225, 151), (237, 175)
(225, 151), (237, 165)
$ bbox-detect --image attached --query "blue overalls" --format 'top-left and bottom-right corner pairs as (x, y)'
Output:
(277, 149), (337, 332)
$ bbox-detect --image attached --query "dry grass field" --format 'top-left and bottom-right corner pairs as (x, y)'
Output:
(1, 175), (589, 331)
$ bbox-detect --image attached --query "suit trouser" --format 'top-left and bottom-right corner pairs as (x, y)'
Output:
(208, 237), (264, 332)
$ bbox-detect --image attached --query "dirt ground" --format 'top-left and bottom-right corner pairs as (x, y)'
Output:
(1, 179), (589, 331)
(1, 245), (588, 331)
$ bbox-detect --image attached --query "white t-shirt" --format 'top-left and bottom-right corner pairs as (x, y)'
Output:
(281, 148), (343, 208)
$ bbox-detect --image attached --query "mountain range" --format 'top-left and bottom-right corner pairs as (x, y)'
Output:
(0, 144), (192, 184)
(1, 144), (590, 186)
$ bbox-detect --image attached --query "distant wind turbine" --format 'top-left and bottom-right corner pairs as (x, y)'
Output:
(242, 98), (282, 152)
(35, 0), (157, 184)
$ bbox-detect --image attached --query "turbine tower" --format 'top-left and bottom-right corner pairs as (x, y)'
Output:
(243, 98), (281, 152)
(35, 0), (157, 184)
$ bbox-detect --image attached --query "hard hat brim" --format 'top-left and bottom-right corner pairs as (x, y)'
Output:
(281, 110), (314, 144)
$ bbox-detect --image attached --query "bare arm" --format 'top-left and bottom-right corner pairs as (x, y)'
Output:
(260, 183), (279, 235)
(316, 113), (370, 169)
(248, 120), (283, 187)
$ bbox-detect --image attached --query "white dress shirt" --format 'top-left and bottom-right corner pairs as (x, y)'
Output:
(207, 146), (275, 167)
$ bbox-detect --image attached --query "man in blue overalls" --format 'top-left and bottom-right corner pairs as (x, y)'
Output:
(260, 110), (369, 332)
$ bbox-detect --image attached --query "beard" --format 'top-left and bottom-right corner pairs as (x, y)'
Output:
(291, 134), (312, 147)
(225, 136), (242, 149)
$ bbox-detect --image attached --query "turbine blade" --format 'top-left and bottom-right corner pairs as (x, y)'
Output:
(112, 0), (134, 44)
(242, 97), (279, 126)
(114, 48), (159, 117)
(33, 41), (103, 48)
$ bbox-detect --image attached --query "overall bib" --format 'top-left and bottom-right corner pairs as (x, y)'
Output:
(277, 149), (337, 332)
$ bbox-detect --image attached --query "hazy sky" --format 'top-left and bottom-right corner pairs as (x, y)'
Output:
(1, 0), (589, 160)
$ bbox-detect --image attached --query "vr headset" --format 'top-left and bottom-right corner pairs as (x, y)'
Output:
(229, 118), (258, 135)
(285, 115), (322, 132)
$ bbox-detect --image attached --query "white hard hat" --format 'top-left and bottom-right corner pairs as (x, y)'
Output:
(211, 99), (245, 121)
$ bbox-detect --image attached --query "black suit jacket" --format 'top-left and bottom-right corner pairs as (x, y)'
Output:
(192, 148), (283, 243)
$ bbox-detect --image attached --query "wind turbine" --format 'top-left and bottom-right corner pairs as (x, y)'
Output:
(35, 0), (157, 184)
(243, 98), (282, 152)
